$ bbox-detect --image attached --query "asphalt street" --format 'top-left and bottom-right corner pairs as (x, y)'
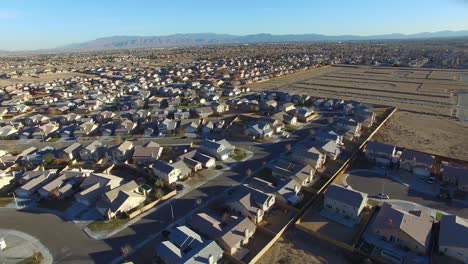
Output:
(346, 170), (468, 218)
(0, 135), (295, 263)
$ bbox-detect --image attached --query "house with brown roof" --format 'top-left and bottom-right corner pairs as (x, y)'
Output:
(225, 185), (275, 224)
(189, 212), (256, 259)
(371, 203), (433, 255)
(399, 150), (434, 177)
(97, 180), (146, 219)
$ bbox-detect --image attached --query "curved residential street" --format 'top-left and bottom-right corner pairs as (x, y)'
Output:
(0, 137), (295, 264)
(345, 170), (468, 218)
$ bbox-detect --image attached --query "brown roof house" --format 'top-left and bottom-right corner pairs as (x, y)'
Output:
(371, 203), (433, 255)
(97, 180), (146, 219)
(399, 150), (434, 177)
(189, 212), (256, 259)
(225, 185), (275, 224)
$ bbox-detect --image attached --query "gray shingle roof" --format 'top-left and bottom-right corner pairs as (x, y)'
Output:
(325, 184), (367, 208)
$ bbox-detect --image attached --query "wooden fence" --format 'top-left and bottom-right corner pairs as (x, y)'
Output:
(128, 190), (177, 220)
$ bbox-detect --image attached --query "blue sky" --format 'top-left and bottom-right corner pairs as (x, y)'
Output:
(1, 0), (468, 50)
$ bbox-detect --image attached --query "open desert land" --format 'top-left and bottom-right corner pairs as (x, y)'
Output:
(257, 227), (351, 264)
(251, 65), (468, 160)
(0, 72), (95, 86)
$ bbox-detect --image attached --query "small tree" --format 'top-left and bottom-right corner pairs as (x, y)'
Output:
(43, 153), (55, 165)
(154, 188), (164, 199)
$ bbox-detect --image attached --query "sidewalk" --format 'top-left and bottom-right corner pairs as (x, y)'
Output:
(0, 229), (53, 264)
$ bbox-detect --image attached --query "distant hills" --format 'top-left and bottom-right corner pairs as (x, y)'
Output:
(62, 31), (468, 51)
(3, 30), (468, 54)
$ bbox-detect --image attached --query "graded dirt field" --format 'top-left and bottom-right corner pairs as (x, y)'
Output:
(0, 72), (94, 87)
(251, 65), (468, 160)
(257, 227), (351, 264)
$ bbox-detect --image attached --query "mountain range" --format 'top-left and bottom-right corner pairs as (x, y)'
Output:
(3, 30), (468, 54)
(63, 31), (468, 51)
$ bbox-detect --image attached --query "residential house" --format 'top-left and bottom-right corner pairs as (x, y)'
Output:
(198, 139), (234, 161)
(316, 129), (344, 146)
(75, 173), (124, 206)
(323, 184), (368, 224)
(74, 121), (99, 137)
(439, 215), (468, 263)
(279, 102), (295, 113)
(15, 169), (58, 197)
(442, 165), (468, 194)
(0, 125), (18, 139)
(365, 141), (396, 166)
(289, 143), (326, 170)
(150, 160), (181, 184)
(158, 119), (178, 135)
(194, 107), (214, 118)
(260, 100), (277, 112)
(226, 185), (275, 224)
(189, 213), (256, 258)
(371, 203), (433, 255)
(271, 112), (297, 125)
(245, 121), (273, 139)
(109, 141), (134, 163)
(336, 118), (362, 141)
(98, 180), (146, 219)
(79, 140), (106, 162)
(267, 158), (316, 186)
(296, 107), (316, 122)
(132, 145), (163, 165)
(58, 142), (83, 161)
(0, 170), (14, 189)
(38, 168), (93, 198)
(156, 225), (224, 264)
(25, 114), (49, 126)
(172, 160), (192, 180)
(399, 150), (434, 177)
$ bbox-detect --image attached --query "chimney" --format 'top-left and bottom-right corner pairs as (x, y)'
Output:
(208, 254), (214, 264)
(184, 149), (187, 153)
(169, 160), (173, 164)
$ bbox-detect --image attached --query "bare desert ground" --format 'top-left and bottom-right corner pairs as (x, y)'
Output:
(251, 65), (468, 160)
(373, 111), (468, 160)
(257, 228), (351, 264)
(0, 72), (94, 87)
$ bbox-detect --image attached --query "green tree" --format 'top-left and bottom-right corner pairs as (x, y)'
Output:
(43, 153), (55, 165)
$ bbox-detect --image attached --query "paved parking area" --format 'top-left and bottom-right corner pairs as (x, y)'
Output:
(345, 169), (468, 218)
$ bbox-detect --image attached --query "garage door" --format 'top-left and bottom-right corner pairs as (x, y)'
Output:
(413, 167), (430, 177)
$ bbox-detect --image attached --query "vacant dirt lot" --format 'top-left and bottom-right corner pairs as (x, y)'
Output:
(251, 65), (468, 160)
(373, 111), (468, 160)
(0, 72), (94, 87)
(257, 227), (350, 264)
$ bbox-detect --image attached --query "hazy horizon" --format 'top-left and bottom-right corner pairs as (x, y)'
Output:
(1, 0), (468, 50)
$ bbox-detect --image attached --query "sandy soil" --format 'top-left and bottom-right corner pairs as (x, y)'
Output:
(373, 111), (468, 160)
(257, 228), (351, 264)
(0, 72), (94, 87)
